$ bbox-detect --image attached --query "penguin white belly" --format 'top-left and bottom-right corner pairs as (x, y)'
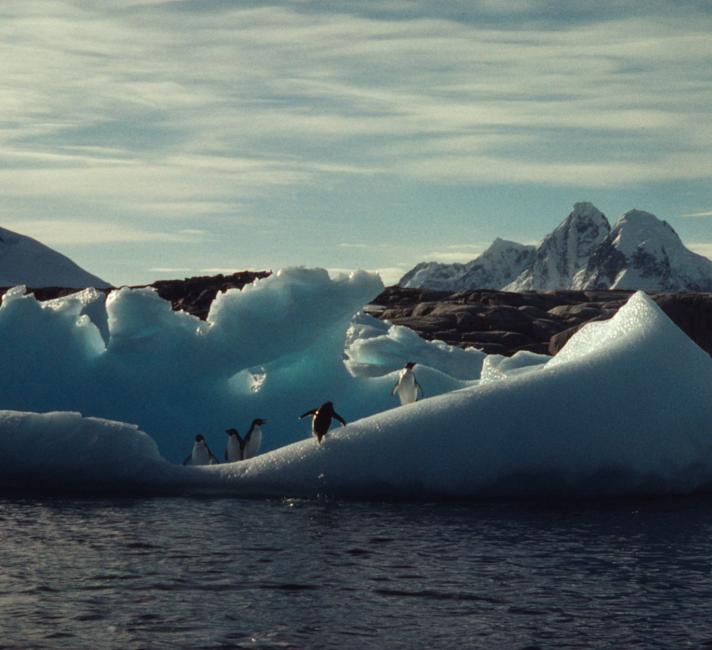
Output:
(191, 444), (212, 466)
(244, 427), (262, 459)
(396, 373), (418, 405)
(226, 437), (242, 462)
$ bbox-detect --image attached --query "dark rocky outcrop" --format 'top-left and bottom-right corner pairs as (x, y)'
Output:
(367, 286), (712, 358)
(148, 271), (271, 318)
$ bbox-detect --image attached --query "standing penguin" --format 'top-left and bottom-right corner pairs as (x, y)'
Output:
(224, 428), (246, 462)
(392, 361), (423, 405)
(299, 401), (346, 443)
(243, 418), (266, 460)
(183, 434), (219, 466)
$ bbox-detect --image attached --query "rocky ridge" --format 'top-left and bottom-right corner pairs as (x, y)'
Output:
(366, 285), (712, 358)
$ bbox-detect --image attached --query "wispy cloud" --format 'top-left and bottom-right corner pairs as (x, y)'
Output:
(0, 219), (199, 246)
(2, 3), (711, 198)
(1, 2), (711, 283)
(688, 243), (712, 259)
(423, 249), (484, 263)
(681, 210), (712, 218)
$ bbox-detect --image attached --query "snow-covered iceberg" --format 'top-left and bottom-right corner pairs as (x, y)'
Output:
(1, 281), (711, 499)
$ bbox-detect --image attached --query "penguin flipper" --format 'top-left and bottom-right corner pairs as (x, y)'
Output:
(182, 454), (192, 466)
(334, 412), (347, 426)
(206, 444), (219, 464)
(391, 381), (399, 396)
(416, 381), (424, 399)
(299, 408), (318, 419)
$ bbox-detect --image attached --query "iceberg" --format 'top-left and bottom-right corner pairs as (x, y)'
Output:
(1, 279), (711, 499)
(0, 268), (473, 465)
(345, 312), (485, 381)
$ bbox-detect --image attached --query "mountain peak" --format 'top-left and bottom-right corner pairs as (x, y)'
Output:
(483, 237), (530, 256)
(571, 201), (601, 217)
(398, 202), (712, 293)
(399, 239), (535, 291)
(576, 209), (712, 291)
(610, 209), (678, 257)
(505, 202), (610, 291)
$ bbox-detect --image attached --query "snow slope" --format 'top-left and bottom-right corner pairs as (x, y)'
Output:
(0, 226), (110, 288)
(1, 290), (712, 499)
(399, 238), (535, 290)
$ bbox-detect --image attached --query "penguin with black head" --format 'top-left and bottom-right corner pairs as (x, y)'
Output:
(299, 401), (346, 443)
(391, 361), (423, 405)
(224, 428), (246, 462)
(243, 418), (266, 459)
(225, 418), (267, 461)
(183, 434), (219, 466)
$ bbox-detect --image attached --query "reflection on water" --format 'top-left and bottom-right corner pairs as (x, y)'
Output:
(2, 496), (712, 649)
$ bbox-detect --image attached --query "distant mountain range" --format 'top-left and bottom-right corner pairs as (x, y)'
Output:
(400, 202), (712, 292)
(0, 226), (110, 289)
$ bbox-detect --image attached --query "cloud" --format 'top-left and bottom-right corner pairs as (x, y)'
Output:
(0, 219), (199, 246)
(688, 243), (712, 260)
(176, 228), (206, 236)
(1, 0), (711, 275)
(3, 5), (711, 169)
(146, 266), (193, 275)
(198, 267), (268, 275)
(339, 242), (396, 250)
(400, 152), (712, 187)
(681, 210), (712, 218)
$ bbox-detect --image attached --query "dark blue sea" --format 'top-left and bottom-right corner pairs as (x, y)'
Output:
(2, 495), (712, 649)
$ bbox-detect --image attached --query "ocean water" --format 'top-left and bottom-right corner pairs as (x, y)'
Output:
(2, 495), (712, 649)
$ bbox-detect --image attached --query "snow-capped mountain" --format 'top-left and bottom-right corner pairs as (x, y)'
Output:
(574, 210), (712, 291)
(504, 202), (610, 291)
(0, 226), (110, 288)
(399, 238), (535, 291)
(399, 203), (712, 292)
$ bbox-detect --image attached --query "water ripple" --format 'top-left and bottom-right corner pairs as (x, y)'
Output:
(2, 496), (712, 648)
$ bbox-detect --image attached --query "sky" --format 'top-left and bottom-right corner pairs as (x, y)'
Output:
(1, 0), (711, 286)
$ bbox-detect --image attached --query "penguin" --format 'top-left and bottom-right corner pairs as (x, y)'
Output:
(183, 434), (219, 466)
(224, 428), (246, 462)
(299, 401), (346, 443)
(243, 418), (266, 460)
(391, 361), (423, 405)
